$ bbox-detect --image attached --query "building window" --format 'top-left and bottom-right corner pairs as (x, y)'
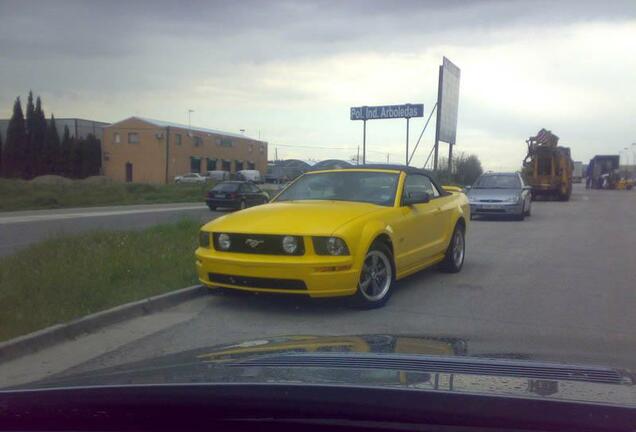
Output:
(247, 161), (255, 170)
(222, 160), (231, 172)
(128, 132), (140, 144)
(190, 156), (202, 173)
(206, 158), (217, 171)
(220, 137), (232, 147)
(175, 134), (182, 145)
(193, 136), (202, 147)
(114, 132), (121, 144)
(235, 160), (244, 171)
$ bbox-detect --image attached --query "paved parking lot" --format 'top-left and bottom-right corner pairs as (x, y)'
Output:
(3, 184), (636, 385)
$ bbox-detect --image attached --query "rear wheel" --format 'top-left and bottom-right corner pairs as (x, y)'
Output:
(350, 243), (394, 309)
(439, 223), (465, 273)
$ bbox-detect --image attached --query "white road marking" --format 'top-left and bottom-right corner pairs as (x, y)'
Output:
(0, 205), (207, 225)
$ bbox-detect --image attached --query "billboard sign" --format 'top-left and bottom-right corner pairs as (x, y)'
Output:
(350, 104), (424, 121)
(437, 57), (461, 145)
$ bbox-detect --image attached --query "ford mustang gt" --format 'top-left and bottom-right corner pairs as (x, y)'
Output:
(195, 165), (470, 308)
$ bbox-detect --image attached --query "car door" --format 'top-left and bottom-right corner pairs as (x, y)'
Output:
(396, 174), (447, 270)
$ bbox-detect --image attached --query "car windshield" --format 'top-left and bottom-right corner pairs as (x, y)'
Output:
(473, 175), (521, 189)
(274, 171), (399, 206)
(2, 0), (636, 411)
(212, 183), (239, 192)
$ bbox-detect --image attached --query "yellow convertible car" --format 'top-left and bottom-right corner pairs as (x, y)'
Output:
(196, 165), (469, 308)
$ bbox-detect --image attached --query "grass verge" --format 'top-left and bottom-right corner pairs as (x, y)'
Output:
(0, 178), (211, 212)
(0, 218), (200, 342)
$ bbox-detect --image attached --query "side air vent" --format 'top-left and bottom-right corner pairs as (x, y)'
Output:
(228, 353), (627, 385)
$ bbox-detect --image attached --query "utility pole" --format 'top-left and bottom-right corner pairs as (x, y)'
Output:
(362, 120), (367, 165)
(275, 146), (278, 161)
(356, 146), (360, 165)
(387, 153), (390, 163)
(433, 64), (443, 171)
(405, 117), (410, 166)
(188, 109), (194, 132)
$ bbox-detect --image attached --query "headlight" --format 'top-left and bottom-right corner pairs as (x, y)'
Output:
(282, 236), (298, 254)
(198, 231), (210, 248)
(504, 195), (520, 203)
(217, 233), (231, 250)
(313, 237), (350, 256)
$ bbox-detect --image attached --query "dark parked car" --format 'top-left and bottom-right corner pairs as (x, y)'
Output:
(205, 181), (269, 211)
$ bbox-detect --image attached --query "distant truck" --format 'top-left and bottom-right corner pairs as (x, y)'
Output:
(573, 161), (583, 183)
(522, 129), (573, 201)
(588, 155), (619, 189)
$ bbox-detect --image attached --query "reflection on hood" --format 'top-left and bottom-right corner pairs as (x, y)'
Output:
(29, 334), (635, 407)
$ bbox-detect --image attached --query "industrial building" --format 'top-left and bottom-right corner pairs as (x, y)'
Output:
(102, 117), (267, 184)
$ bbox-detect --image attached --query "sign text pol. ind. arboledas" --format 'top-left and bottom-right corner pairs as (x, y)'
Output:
(350, 104), (424, 121)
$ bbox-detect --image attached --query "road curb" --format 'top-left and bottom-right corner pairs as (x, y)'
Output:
(0, 285), (208, 363)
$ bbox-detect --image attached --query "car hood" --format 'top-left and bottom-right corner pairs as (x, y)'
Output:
(26, 335), (636, 407)
(468, 188), (520, 201)
(203, 201), (385, 236)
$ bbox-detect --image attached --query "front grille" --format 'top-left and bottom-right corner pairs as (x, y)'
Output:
(213, 233), (304, 255)
(476, 208), (506, 213)
(208, 273), (307, 290)
(478, 199), (503, 203)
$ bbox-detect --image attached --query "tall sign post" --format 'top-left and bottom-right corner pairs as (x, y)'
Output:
(433, 57), (461, 171)
(350, 103), (424, 165)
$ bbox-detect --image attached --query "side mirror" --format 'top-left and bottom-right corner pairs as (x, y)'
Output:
(403, 191), (431, 206)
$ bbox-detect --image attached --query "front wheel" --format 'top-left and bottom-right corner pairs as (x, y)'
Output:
(350, 243), (394, 309)
(439, 224), (465, 273)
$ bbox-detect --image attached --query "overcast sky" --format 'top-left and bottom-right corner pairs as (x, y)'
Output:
(1, 0), (635, 169)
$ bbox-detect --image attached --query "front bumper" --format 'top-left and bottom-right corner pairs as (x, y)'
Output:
(206, 198), (241, 208)
(470, 202), (523, 216)
(195, 247), (359, 298)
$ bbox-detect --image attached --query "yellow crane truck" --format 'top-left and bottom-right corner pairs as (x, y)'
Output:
(522, 129), (573, 201)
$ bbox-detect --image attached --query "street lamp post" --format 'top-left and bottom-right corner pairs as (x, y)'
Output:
(188, 109), (194, 132)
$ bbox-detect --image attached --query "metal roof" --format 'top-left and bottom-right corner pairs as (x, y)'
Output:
(113, 116), (259, 140)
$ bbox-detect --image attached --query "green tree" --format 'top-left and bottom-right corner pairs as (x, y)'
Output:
(3, 97), (28, 178)
(33, 96), (48, 175)
(453, 152), (483, 186)
(24, 90), (36, 178)
(43, 114), (61, 174)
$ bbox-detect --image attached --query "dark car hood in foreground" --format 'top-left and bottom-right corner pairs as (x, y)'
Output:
(24, 335), (636, 407)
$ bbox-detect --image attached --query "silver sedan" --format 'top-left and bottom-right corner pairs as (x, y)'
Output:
(467, 172), (532, 221)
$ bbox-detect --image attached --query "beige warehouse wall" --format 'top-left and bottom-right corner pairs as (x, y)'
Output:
(102, 117), (268, 184)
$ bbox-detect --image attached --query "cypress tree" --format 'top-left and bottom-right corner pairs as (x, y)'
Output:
(33, 96), (47, 175)
(4, 97), (28, 178)
(24, 91), (36, 178)
(43, 114), (61, 174)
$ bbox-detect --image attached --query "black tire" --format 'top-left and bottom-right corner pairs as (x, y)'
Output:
(439, 223), (465, 273)
(524, 202), (531, 217)
(350, 242), (395, 309)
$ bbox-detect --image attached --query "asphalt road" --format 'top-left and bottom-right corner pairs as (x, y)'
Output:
(3, 184), (636, 385)
(0, 203), (220, 257)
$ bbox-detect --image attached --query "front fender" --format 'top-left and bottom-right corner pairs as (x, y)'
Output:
(340, 219), (395, 271)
